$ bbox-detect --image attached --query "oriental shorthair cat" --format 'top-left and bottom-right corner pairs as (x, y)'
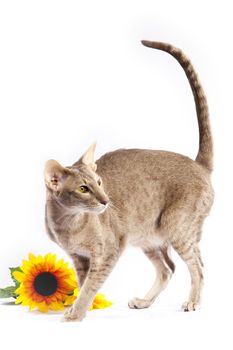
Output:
(44, 40), (214, 321)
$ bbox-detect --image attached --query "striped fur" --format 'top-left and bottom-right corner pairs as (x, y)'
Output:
(141, 40), (213, 172)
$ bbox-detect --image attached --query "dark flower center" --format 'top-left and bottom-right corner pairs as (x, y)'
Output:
(34, 272), (58, 296)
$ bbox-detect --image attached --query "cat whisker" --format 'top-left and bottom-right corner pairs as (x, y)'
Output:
(108, 200), (121, 213)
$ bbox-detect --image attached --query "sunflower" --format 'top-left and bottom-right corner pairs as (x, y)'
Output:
(13, 253), (112, 313)
(13, 253), (77, 312)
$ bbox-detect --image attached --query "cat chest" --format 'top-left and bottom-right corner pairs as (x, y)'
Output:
(47, 217), (76, 250)
(46, 214), (93, 256)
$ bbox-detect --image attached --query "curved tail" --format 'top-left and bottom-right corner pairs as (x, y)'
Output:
(141, 40), (213, 172)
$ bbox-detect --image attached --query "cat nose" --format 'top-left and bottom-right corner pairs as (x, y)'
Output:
(100, 198), (109, 206)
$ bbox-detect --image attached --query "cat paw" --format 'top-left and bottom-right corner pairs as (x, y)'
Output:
(128, 297), (152, 309)
(61, 306), (85, 322)
(182, 301), (198, 312)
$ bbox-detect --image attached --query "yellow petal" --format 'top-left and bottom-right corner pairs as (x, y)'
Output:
(64, 295), (76, 306)
(46, 254), (57, 269)
(70, 268), (77, 279)
(49, 302), (64, 311)
(38, 302), (49, 313)
(13, 271), (25, 282)
(37, 255), (43, 264)
(28, 253), (37, 264)
(21, 297), (32, 306)
(95, 293), (105, 299)
(91, 293), (113, 310)
(15, 295), (24, 304)
(54, 258), (65, 269)
(21, 261), (32, 274)
(63, 278), (77, 289)
(15, 285), (24, 295)
(29, 302), (37, 311)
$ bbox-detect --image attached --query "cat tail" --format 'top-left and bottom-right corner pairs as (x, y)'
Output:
(141, 40), (213, 172)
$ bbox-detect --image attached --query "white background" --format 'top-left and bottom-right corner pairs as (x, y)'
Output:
(0, 0), (232, 349)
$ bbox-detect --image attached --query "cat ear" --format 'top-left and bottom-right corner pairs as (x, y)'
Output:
(44, 159), (70, 191)
(76, 143), (97, 171)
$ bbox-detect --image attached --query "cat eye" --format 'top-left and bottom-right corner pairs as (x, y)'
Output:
(97, 179), (101, 186)
(76, 186), (89, 194)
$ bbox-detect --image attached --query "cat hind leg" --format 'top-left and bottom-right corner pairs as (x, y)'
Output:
(172, 239), (204, 311)
(128, 246), (174, 309)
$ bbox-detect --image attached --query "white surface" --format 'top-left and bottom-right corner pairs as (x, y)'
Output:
(0, 299), (231, 350)
(0, 0), (232, 349)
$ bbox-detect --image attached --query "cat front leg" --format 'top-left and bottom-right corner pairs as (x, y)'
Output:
(70, 253), (90, 288)
(63, 249), (119, 322)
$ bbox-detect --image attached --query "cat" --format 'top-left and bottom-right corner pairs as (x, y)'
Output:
(44, 40), (214, 322)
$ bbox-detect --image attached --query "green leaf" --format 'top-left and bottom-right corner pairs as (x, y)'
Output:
(0, 266), (22, 300)
(0, 286), (17, 298)
(9, 267), (22, 288)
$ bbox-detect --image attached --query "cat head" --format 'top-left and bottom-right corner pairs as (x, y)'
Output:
(44, 143), (109, 214)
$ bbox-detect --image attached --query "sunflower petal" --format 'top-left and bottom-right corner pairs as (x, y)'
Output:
(13, 271), (26, 282)
(91, 293), (113, 310)
(38, 302), (49, 313)
(29, 302), (36, 311)
(15, 285), (24, 295)
(15, 295), (24, 304)
(64, 294), (77, 306)
(28, 253), (37, 264)
(20, 261), (32, 274)
(49, 302), (64, 311)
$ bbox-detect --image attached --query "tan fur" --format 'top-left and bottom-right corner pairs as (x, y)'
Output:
(44, 41), (214, 321)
